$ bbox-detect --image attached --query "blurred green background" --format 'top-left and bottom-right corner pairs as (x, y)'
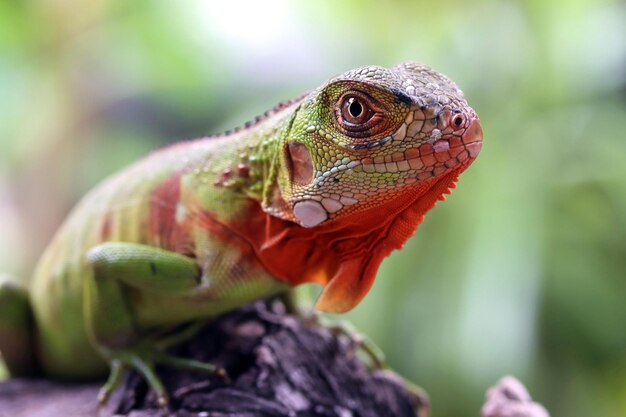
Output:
(1, 0), (625, 415)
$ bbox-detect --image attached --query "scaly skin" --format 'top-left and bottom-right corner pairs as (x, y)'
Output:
(0, 63), (482, 397)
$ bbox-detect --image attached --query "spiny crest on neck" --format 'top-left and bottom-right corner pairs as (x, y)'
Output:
(212, 92), (309, 138)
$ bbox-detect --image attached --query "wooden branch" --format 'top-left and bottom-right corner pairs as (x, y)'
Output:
(0, 300), (425, 417)
(0, 300), (550, 417)
(481, 376), (550, 417)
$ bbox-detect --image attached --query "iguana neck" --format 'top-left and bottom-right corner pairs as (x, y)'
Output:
(194, 97), (303, 207)
(228, 165), (465, 313)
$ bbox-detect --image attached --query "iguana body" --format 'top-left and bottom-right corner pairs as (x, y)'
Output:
(0, 63), (482, 403)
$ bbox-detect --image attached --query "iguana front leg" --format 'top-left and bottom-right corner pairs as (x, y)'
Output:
(84, 242), (227, 407)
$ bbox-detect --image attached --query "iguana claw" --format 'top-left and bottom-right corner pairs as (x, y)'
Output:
(97, 344), (229, 410)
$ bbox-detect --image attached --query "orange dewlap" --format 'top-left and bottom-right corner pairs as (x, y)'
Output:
(229, 167), (464, 313)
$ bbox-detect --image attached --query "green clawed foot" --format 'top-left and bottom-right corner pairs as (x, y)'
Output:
(97, 346), (229, 409)
(97, 351), (168, 409)
(299, 311), (387, 369)
(326, 320), (387, 369)
(401, 378), (430, 417)
(98, 359), (124, 406)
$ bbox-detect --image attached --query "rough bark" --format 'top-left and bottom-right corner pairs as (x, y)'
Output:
(0, 300), (424, 417)
(0, 300), (550, 417)
(481, 376), (550, 417)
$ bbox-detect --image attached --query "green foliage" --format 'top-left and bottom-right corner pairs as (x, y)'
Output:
(1, 0), (624, 415)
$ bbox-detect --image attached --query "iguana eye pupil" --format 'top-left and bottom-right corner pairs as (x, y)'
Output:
(338, 93), (375, 126)
(348, 98), (363, 118)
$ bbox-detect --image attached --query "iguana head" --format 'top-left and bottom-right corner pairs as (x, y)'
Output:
(273, 62), (482, 228)
(250, 62), (482, 312)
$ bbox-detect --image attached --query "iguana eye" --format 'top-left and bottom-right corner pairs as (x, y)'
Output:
(342, 96), (371, 123)
(335, 92), (386, 138)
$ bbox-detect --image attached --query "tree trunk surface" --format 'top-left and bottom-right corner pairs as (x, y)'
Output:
(0, 300), (425, 417)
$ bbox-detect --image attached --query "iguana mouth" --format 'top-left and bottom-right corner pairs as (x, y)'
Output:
(358, 141), (481, 176)
(359, 117), (482, 176)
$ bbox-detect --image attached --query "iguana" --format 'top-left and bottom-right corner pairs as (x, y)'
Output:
(0, 62), (483, 406)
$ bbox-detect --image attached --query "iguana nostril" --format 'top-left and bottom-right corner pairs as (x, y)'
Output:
(452, 114), (465, 128)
